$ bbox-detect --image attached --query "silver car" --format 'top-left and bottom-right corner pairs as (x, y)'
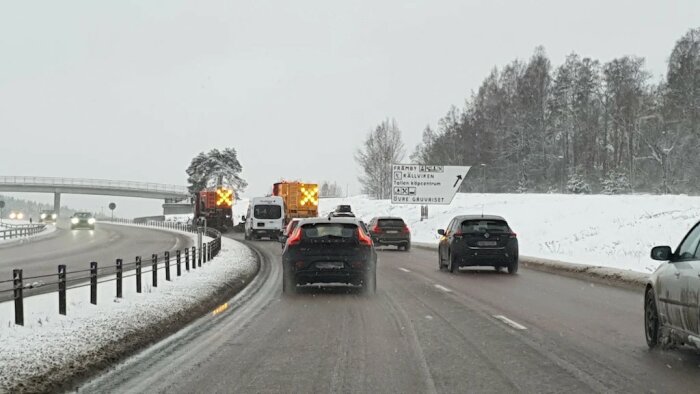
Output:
(646, 222), (700, 349)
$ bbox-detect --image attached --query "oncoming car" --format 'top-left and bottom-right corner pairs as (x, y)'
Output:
(438, 215), (519, 274)
(645, 221), (700, 350)
(40, 210), (58, 224)
(70, 212), (96, 230)
(282, 217), (377, 295)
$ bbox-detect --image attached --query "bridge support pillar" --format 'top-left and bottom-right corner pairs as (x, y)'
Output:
(54, 192), (61, 215)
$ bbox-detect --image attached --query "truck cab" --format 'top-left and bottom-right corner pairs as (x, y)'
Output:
(244, 196), (285, 240)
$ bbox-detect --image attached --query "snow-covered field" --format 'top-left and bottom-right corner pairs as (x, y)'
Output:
(235, 193), (700, 274)
(0, 234), (256, 391)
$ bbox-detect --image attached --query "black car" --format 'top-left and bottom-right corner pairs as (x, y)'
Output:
(437, 215), (518, 274)
(368, 216), (411, 251)
(70, 212), (96, 230)
(282, 217), (377, 295)
(39, 210), (58, 224)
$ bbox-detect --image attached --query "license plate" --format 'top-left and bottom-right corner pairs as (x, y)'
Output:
(386, 230), (399, 234)
(316, 262), (344, 269)
(477, 241), (497, 247)
(257, 223), (265, 227)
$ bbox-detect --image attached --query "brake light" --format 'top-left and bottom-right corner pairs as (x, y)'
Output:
(454, 230), (463, 237)
(402, 225), (410, 234)
(372, 225), (381, 234)
(358, 228), (373, 246)
(287, 227), (302, 246)
(509, 232), (517, 239)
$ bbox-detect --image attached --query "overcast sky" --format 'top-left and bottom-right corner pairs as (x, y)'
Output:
(1, 1), (698, 217)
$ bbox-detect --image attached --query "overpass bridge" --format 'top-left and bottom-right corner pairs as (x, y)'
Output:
(0, 176), (191, 214)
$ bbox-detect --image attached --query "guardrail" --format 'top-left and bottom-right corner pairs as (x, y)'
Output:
(0, 224), (47, 240)
(1, 219), (222, 326)
(0, 176), (189, 195)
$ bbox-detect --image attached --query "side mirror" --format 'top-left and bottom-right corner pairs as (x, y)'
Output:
(651, 246), (673, 261)
(241, 216), (246, 222)
(279, 235), (288, 244)
(437, 229), (445, 236)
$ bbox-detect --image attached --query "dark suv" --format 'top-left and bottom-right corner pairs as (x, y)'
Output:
(282, 217), (377, 295)
(438, 215), (518, 274)
(368, 216), (411, 251)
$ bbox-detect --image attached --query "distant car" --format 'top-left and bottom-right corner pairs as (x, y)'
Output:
(335, 205), (352, 213)
(282, 217), (377, 295)
(70, 212), (96, 230)
(279, 218), (302, 248)
(368, 216), (411, 251)
(645, 222), (700, 350)
(437, 215), (518, 274)
(40, 210), (58, 224)
(328, 204), (355, 218)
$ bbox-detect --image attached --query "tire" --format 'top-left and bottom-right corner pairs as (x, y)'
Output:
(438, 252), (445, 271)
(404, 243), (411, 252)
(645, 287), (660, 349)
(449, 252), (459, 274)
(494, 265), (502, 272)
(282, 267), (296, 295)
(244, 230), (250, 241)
(363, 268), (377, 295)
(507, 259), (519, 274)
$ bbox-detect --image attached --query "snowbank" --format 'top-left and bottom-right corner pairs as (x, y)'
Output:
(317, 194), (700, 273)
(0, 236), (257, 392)
(0, 223), (57, 246)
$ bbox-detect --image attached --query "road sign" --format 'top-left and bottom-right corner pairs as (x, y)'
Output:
(108, 202), (116, 211)
(391, 164), (471, 204)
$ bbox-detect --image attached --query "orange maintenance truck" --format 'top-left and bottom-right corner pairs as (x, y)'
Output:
(272, 181), (319, 224)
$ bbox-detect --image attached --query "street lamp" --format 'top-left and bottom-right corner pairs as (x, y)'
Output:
(480, 163), (487, 193)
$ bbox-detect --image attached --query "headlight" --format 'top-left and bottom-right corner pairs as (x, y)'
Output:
(17, 213), (24, 220)
(71, 218), (79, 224)
(41, 213), (47, 219)
(88, 218), (96, 225)
(9, 212), (16, 219)
(52, 214), (57, 219)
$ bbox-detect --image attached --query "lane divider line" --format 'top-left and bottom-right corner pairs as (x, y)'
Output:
(398, 267), (411, 273)
(493, 315), (527, 330)
(434, 284), (452, 293)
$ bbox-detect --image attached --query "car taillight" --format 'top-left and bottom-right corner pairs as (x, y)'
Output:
(509, 232), (517, 239)
(288, 227), (302, 246)
(358, 228), (373, 246)
(453, 230), (463, 238)
(372, 225), (381, 234)
(402, 225), (410, 234)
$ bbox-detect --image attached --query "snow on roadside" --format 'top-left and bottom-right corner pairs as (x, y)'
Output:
(0, 236), (256, 391)
(235, 193), (700, 274)
(0, 223), (57, 245)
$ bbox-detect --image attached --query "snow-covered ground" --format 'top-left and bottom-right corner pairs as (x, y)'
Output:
(0, 234), (256, 391)
(235, 193), (700, 274)
(165, 213), (194, 223)
(0, 221), (57, 245)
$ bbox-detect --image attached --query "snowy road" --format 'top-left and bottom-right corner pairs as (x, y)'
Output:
(0, 222), (193, 301)
(81, 237), (700, 393)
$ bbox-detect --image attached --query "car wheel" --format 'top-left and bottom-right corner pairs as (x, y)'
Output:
(244, 231), (250, 240)
(404, 243), (411, 252)
(507, 259), (519, 274)
(363, 268), (377, 295)
(449, 252), (459, 274)
(494, 265), (501, 272)
(438, 252), (445, 271)
(645, 287), (660, 349)
(282, 267), (296, 295)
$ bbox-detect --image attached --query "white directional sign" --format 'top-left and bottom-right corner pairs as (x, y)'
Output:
(391, 164), (471, 204)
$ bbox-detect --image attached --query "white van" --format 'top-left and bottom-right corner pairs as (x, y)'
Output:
(244, 196), (285, 240)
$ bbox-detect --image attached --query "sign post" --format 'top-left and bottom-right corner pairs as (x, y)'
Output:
(391, 164), (471, 205)
(0, 200), (4, 224)
(108, 202), (116, 221)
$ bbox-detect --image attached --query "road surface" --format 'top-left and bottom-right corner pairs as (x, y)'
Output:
(0, 222), (193, 300)
(81, 237), (700, 393)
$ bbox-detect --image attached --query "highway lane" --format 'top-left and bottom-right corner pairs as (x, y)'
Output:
(0, 222), (194, 300)
(81, 238), (700, 393)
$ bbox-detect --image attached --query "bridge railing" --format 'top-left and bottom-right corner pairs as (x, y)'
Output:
(0, 176), (189, 195)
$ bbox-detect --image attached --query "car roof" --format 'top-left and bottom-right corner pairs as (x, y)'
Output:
(299, 217), (360, 225)
(373, 216), (405, 220)
(453, 214), (507, 221)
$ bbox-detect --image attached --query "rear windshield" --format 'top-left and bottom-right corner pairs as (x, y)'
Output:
(302, 223), (357, 238)
(254, 205), (282, 219)
(75, 212), (92, 218)
(460, 220), (509, 233)
(378, 219), (405, 227)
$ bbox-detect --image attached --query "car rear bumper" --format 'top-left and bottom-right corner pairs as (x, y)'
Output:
(371, 234), (410, 245)
(289, 262), (373, 285)
(453, 247), (517, 266)
(252, 229), (281, 238)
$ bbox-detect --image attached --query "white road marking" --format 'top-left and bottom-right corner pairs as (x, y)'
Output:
(398, 267), (411, 273)
(434, 284), (452, 293)
(493, 315), (527, 330)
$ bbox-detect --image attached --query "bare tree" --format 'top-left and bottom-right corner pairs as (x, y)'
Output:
(355, 119), (405, 199)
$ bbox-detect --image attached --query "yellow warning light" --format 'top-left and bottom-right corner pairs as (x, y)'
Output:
(216, 188), (233, 207)
(300, 185), (319, 207)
